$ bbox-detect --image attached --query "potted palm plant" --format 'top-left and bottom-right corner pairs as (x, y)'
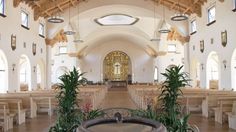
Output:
(158, 65), (193, 132)
(49, 67), (87, 132)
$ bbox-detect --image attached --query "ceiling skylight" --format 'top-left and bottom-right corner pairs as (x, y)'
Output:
(94, 14), (139, 26)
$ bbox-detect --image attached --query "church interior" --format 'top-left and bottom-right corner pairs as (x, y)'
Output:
(0, 0), (236, 131)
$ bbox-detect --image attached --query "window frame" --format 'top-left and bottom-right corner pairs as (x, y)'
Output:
(190, 19), (197, 35)
(0, 0), (6, 17)
(39, 23), (45, 38)
(21, 10), (30, 30)
(167, 44), (177, 53)
(207, 5), (216, 26)
(59, 46), (67, 55)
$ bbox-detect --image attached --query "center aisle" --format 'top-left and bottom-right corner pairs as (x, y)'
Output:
(99, 89), (137, 109)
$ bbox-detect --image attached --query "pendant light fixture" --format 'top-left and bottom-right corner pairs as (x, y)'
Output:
(74, 1), (84, 43)
(64, 1), (76, 35)
(171, 0), (188, 21)
(158, 3), (170, 33)
(150, 0), (160, 42)
(47, 0), (64, 23)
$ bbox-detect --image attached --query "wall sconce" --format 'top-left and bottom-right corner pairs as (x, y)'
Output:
(200, 63), (204, 70)
(223, 60), (227, 69)
(12, 64), (16, 71)
(33, 66), (37, 73)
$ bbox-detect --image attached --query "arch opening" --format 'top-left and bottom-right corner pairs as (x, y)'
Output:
(19, 55), (31, 91)
(206, 52), (219, 90)
(190, 58), (200, 88)
(103, 51), (132, 82)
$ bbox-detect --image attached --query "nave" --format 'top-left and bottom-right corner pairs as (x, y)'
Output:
(9, 89), (236, 132)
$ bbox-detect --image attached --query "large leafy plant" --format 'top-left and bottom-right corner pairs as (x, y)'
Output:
(158, 65), (192, 132)
(49, 67), (87, 132)
(131, 65), (195, 132)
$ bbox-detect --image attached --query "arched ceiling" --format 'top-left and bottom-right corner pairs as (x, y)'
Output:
(14, 0), (209, 20)
(15, 0), (206, 56)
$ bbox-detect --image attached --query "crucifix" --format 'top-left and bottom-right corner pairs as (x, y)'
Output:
(114, 62), (121, 75)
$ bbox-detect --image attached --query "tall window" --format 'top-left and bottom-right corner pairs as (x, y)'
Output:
(39, 23), (45, 37)
(190, 20), (197, 33)
(168, 44), (176, 53)
(154, 67), (158, 82)
(207, 6), (216, 24)
(20, 65), (27, 83)
(21, 11), (29, 28)
(0, 0), (5, 16)
(59, 46), (67, 54)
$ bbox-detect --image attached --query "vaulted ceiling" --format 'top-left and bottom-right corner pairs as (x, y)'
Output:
(13, 0), (214, 20)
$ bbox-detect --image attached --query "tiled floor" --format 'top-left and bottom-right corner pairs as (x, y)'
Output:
(12, 90), (236, 132)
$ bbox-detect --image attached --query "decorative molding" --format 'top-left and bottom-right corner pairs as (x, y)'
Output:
(167, 28), (190, 44)
(45, 29), (68, 46)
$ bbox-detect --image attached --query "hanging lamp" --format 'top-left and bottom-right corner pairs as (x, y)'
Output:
(64, 1), (76, 35)
(158, 4), (170, 33)
(74, 1), (84, 43)
(47, 0), (64, 23)
(170, 0), (188, 21)
(150, 1), (160, 42)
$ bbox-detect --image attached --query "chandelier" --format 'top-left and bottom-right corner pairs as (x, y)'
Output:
(73, 1), (83, 43)
(64, 1), (76, 35)
(170, 0), (188, 21)
(150, 0), (160, 41)
(158, 4), (170, 33)
(47, 0), (64, 23)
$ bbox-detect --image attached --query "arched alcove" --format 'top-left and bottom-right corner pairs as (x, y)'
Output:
(55, 66), (69, 83)
(103, 51), (132, 81)
(206, 51), (220, 90)
(19, 55), (31, 91)
(167, 64), (177, 69)
(190, 58), (200, 88)
(0, 50), (8, 93)
(231, 49), (236, 91)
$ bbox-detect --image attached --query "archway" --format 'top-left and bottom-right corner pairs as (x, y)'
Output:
(0, 50), (8, 93)
(55, 66), (69, 83)
(103, 51), (132, 81)
(231, 49), (236, 91)
(19, 55), (31, 91)
(190, 58), (200, 87)
(206, 52), (219, 89)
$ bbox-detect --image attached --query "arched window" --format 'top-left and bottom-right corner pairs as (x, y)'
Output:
(20, 63), (27, 83)
(206, 52), (219, 89)
(19, 55), (31, 91)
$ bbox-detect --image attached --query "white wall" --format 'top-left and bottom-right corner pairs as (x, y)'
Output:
(0, 1), (46, 92)
(189, 0), (236, 90)
(80, 40), (154, 83)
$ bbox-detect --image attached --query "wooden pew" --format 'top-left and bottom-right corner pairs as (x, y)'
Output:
(212, 97), (236, 124)
(0, 102), (15, 131)
(0, 99), (26, 125)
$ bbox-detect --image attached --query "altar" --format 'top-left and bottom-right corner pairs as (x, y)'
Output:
(109, 81), (127, 88)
